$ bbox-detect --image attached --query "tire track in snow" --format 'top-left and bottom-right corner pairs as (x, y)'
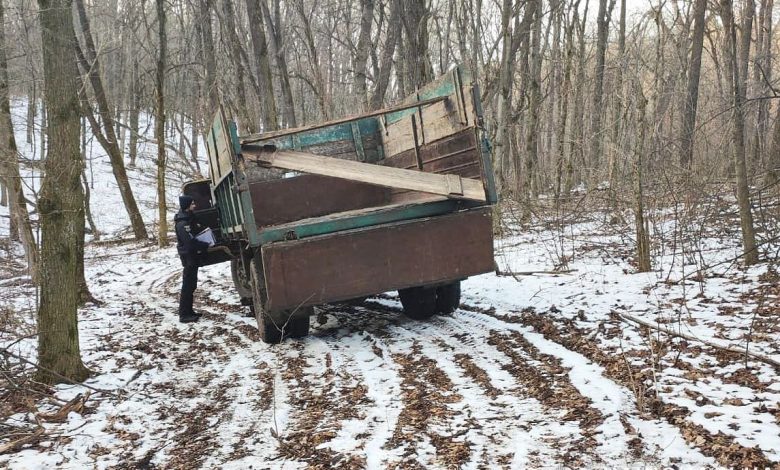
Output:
(271, 341), (370, 468)
(302, 329), (405, 468)
(316, 297), (597, 466)
(384, 305), (599, 468)
(454, 305), (717, 467)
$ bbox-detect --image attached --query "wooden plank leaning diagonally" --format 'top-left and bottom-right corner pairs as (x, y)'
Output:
(241, 145), (487, 202)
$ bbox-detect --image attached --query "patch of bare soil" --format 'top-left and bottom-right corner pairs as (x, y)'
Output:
(453, 353), (500, 399)
(487, 330), (603, 467)
(275, 346), (369, 469)
(506, 307), (776, 469)
(387, 341), (470, 469)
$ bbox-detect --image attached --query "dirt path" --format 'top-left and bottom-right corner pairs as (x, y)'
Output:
(0, 244), (736, 468)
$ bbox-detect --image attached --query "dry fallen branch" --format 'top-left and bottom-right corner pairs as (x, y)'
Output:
(496, 269), (577, 277)
(35, 392), (91, 423)
(0, 427), (44, 455)
(613, 310), (780, 369)
(0, 349), (121, 398)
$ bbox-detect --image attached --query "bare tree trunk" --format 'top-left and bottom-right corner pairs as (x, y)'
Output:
(396, 33), (407, 99)
(246, 0), (278, 131)
(39, 97), (46, 159)
(220, 0), (256, 134)
(766, 103), (780, 186)
(0, 0), (38, 282)
(607, 0), (626, 197)
(26, 84), (35, 145)
(36, 0), (90, 384)
(190, 113), (201, 173)
(294, 0), (330, 120)
(354, 0), (374, 111)
(156, 0), (168, 248)
(721, 0), (758, 265)
(570, 0), (589, 190)
(400, 0), (434, 90)
(261, 0), (296, 128)
(588, 0), (615, 178)
(513, 0), (535, 196)
(198, 0), (219, 113)
(369, 0), (400, 110)
(80, 115), (98, 241)
(752, 0), (772, 166)
(74, 0), (147, 240)
(680, 0), (707, 169)
(128, 58), (140, 167)
(524, 0), (542, 203)
(633, 84), (651, 272)
(494, 0), (514, 193)
(555, 2), (576, 202)
(738, 0), (755, 165)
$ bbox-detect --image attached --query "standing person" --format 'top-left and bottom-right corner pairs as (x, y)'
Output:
(175, 195), (210, 323)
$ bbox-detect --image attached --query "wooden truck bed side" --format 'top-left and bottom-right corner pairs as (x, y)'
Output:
(261, 206), (494, 311)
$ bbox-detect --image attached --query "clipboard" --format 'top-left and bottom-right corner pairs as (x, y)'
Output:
(195, 227), (216, 247)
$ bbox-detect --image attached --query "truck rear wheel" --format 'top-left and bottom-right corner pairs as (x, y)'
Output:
(250, 257), (283, 343)
(287, 309), (312, 338)
(231, 258), (254, 299)
(250, 257), (311, 343)
(398, 286), (437, 320)
(435, 281), (461, 314)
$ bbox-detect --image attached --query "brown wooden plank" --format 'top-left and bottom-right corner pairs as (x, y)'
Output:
(419, 127), (478, 162)
(249, 174), (390, 227)
(382, 128), (482, 183)
(382, 150), (416, 169)
(261, 207), (495, 311)
(424, 150), (481, 174)
(383, 97), (466, 157)
(242, 147), (487, 202)
(382, 86), (478, 158)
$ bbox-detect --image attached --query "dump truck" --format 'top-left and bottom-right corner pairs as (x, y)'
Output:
(182, 66), (498, 343)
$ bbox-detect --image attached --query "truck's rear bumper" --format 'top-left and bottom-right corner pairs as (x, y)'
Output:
(261, 207), (494, 311)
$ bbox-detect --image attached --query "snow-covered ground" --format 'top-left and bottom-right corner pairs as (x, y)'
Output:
(1, 100), (779, 469)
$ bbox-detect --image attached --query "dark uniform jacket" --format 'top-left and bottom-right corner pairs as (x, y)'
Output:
(175, 210), (210, 267)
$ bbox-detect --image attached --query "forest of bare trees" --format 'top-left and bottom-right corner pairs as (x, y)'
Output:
(0, 0), (775, 185)
(2, 1), (780, 466)
(0, 0), (777, 380)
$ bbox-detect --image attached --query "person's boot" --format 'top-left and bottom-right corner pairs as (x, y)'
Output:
(179, 312), (199, 323)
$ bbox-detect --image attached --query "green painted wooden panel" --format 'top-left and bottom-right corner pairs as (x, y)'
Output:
(257, 199), (464, 244)
(261, 118), (380, 151)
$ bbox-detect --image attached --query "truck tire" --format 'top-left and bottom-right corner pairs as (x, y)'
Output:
(398, 286), (437, 320)
(231, 258), (254, 299)
(287, 308), (312, 338)
(250, 257), (283, 344)
(249, 257), (312, 342)
(435, 282), (461, 314)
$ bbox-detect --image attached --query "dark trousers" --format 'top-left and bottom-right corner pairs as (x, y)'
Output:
(179, 264), (199, 317)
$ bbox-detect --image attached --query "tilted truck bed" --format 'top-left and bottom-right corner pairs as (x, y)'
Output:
(194, 65), (498, 341)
